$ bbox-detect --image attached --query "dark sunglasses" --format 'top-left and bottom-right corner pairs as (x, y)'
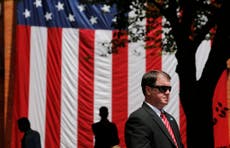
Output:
(151, 85), (172, 93)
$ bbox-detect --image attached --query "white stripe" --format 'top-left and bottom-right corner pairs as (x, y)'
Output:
(128, 40), (146, 115)
(93, 30), (113, 122)
(162, 53), (180, 124)
(196, 40), (211, 80)
(162, 17), (180, 125)
(128, 9), (146, 115)
(29, 26), (47, 148)
(60, 28), (79, 148)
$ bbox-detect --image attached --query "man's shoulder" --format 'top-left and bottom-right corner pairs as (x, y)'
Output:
(128, 106), (146, 118)
(130, 102), (148, 114)
(92, 122), (100, 128)
(127, 102), (156, 120)
(30, 129), (40, 135)
(25, 129), (40, 139)
(110, 122), (118, 128)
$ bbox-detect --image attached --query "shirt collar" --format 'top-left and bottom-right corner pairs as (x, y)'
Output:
(145, 101), (162, 117)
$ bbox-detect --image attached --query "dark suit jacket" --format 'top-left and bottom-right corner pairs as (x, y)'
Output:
(92, 119), (120, 148)
(125, 102), (184, 148)
(21, 129), (41, 148)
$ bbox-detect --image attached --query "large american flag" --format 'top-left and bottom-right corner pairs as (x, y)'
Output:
(11, 0), (229, 148)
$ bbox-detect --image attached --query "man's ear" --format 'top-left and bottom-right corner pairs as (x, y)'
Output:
(145, 86), (152, 96)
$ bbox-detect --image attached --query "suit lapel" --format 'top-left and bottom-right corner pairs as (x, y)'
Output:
(142, 102), (178, 147)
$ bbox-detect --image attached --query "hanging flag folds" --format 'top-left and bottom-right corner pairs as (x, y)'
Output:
(10, 0), (229, 148)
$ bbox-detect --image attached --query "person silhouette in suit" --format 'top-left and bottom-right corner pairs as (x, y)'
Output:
(125, 70), (184, 148)
(17, 117), (41, 148)
(92, 106), (120, 148)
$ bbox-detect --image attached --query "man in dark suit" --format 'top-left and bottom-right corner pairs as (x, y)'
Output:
(92, 106), (120, 148)
(17, 117), (41, 148)
(125, 70), (184, 148)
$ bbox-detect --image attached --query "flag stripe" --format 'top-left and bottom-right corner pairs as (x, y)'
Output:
(145, 17), (162, 71)
(45, 28), (62, 148)
(127, 10), (146, 115)
(161, 17), (181, 135)
(77, 29), (95, 148)
(213, 70), (229, 146)
(196, 40), (211, 80)
(29, 27), (48, 148)
(127, 40), (146, 115)
(60, 28), (79, 148)
(162, 53), (180, 119)
(93, 30), (113, 123)
(112, 31), (128, 147)
(11, 25), (31, 148)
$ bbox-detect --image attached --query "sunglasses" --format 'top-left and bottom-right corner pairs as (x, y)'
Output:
(151, 85), (172, 93)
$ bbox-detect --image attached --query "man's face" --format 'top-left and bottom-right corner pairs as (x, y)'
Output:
(146, 74), (171, 110)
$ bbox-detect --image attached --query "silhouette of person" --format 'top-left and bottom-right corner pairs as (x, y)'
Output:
(92, 106), (120, 148)
(17, 117), (41, 148)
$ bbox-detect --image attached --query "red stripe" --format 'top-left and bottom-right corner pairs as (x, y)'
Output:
(45, 28), (62, 148)
(213, 70), (229, 146)
(180, 103), (187, 148)
(112, 30), (128, 148)
(145, 17), (162, 71)
(11, 25), (31, 148)
(77, 29), (95, 148)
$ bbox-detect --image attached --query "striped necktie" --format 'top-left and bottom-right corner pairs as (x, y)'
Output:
(161, 112), (178, 147)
